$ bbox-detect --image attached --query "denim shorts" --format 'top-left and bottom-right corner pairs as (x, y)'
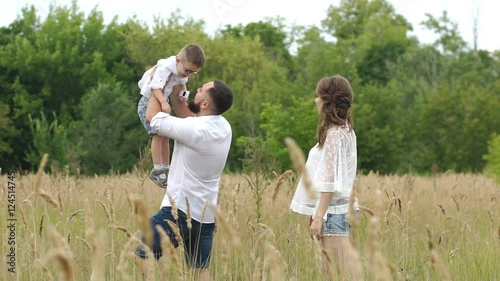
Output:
(135, 207), (216, 268)
(137, 95), (155, 135)
(313, 212), (358, 237)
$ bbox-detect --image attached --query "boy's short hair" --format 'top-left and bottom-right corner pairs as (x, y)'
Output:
(179, 44), (205, 67)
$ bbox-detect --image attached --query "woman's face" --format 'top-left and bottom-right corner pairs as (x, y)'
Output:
(315, 94), (324, 114)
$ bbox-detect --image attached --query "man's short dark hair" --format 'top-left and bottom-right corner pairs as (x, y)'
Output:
(208, 80), (233, 115)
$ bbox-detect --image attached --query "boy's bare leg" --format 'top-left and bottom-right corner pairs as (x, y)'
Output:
(151, 135), (163, 164)
(161, 137), (170, 165)
(147, 95), (169, 187)
(147, 94), (169, 165)
(146, 95), (162, 123)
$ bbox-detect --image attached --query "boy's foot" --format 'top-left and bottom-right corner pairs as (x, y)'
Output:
(149, 167), (168, 188)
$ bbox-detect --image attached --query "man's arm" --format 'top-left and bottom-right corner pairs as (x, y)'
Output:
(171, 85), (195, 118)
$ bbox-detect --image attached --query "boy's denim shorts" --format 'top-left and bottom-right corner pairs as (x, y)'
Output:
(137, 95), (155, 135)
(135, 207), (216, 268)
(312, 211), (358, 237)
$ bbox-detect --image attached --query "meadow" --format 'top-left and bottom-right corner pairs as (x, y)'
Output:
(1, 157), (499, 280)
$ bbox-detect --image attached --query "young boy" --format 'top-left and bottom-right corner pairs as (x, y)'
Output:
(137, 44), (205, 188)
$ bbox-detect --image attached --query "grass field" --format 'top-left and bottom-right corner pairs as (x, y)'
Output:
(1, 160), (499, 280)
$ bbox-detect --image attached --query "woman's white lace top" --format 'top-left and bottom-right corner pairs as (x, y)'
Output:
(290, 125), (357, 218)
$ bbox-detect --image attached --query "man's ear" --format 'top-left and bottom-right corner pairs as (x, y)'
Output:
(202, 100), (211, 109)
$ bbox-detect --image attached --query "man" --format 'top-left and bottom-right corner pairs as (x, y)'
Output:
(135, 80), (234, 281)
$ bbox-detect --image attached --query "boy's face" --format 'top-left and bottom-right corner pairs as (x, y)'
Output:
(176, 57), (201, 77)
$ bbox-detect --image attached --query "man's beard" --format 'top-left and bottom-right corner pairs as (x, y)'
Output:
(188, 100), (201, 114)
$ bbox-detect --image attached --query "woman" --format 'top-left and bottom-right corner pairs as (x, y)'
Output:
(290, 75), (358, 280)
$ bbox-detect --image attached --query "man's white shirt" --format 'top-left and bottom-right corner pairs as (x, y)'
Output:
(150, 112), (232, 223)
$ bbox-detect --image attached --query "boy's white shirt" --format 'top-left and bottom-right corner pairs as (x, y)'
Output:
(138, 56), (188, 99)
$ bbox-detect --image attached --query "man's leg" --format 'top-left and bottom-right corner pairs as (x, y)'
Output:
(184, 220), (215, 281)
(135, 207), (179, 277)
(193, 268), (210, 281)
(135, 256), (147, 280)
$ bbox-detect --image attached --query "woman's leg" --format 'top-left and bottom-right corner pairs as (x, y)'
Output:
(321, 236), (358, 281)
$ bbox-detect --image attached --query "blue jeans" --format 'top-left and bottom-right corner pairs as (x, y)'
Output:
(135, 207), (216, 268)
(313, 211), (358, 236)
(137, 95), (155, 135)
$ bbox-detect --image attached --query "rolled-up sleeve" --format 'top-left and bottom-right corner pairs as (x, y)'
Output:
(150, 59), (171, 90)
(150, 112), (196, 144)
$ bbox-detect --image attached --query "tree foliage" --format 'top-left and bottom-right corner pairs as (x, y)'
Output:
(69, 81), (146, 174)
(1, 0), (498, 177)
(484, 134), (500, 182)
(26, 112), (69, 172)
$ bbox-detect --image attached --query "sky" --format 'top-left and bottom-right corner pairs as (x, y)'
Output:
(1, 0), (499, 52)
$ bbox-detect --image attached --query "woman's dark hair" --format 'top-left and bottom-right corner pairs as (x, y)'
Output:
(316, 75), (354, 148)
(208, 80), (234, 115)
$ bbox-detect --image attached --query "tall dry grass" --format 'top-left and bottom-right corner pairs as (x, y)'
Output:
(1, 165), (499, 280)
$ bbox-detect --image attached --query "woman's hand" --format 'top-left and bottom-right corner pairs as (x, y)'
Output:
(310, 217), (322, 239)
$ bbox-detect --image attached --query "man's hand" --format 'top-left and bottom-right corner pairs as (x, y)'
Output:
(171, 84), (195, 118)
(178, 91), (190, 101)
(150, 112), (170, 134)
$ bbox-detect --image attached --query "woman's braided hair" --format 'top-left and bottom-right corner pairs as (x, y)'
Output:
(316, 75), (354, 148)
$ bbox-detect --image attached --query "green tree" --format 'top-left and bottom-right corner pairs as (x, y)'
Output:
(124, 8), (210, 70)
(322, 0), (410, 40)
(202, 34), (291, 170)
(357, 41), (407, 86)
(483, 134), (500, 182)
(421, 11), (467, 55)
(293, 26), (358, 93)
(1, 2), (137, 171)
(318, 0), (411, 87)
(1, 0), (497, 176)
(234, 19), (295, 77)
(26, 112), (69, 172)
(0, 102), (19, 170)
(413, 81), (499, 173)
(260, 96), (318, 170)
(70, 81), (146, 174)
(353, 82), (405, 173)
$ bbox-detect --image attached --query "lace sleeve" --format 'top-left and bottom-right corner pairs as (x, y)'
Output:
(314, 129), (347, 194)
